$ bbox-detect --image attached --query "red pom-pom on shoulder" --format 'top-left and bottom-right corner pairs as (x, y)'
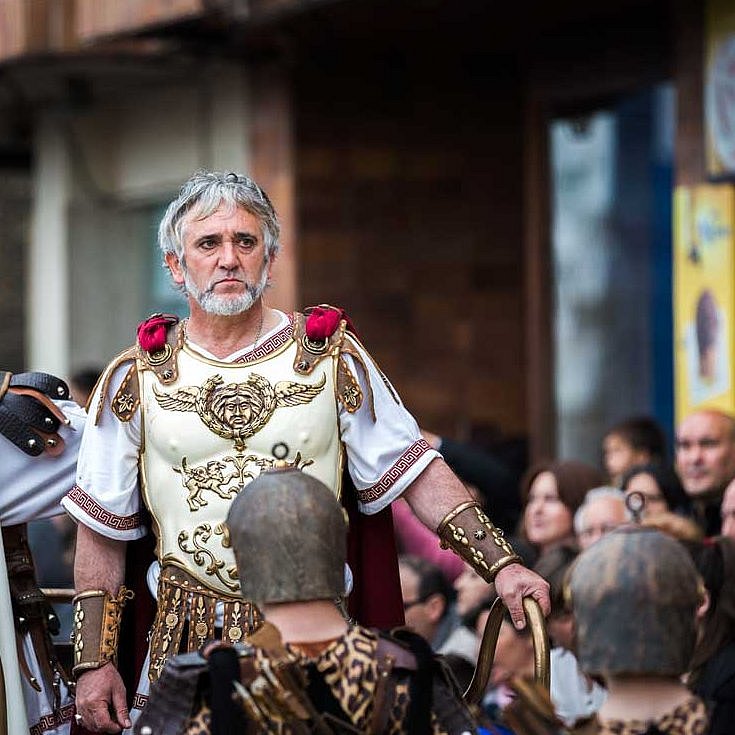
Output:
(305, 305), (358, 340)
(137, 314), (179, 353)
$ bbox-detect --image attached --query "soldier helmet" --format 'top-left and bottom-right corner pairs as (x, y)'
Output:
(226, 468), (347, 605)
(566, 527), (702, 677)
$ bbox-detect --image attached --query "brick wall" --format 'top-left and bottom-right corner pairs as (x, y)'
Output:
(295, 50), (526, 439)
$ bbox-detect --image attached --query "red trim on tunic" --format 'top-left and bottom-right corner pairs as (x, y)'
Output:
(356, 439), (432, 504)
(66, 485), (141, 531)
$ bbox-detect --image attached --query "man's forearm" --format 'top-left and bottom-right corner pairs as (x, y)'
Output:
(402, 457), (475, 530)
(74, 522), (126, 592)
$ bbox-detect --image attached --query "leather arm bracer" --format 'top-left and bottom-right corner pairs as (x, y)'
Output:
(71, 587), (134, 678)
(437, 501), (521, 582)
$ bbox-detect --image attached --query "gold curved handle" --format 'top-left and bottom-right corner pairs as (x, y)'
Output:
(463, 596), (550, 705)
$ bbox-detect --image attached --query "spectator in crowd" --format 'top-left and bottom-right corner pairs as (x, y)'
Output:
(641, 511), (703, 543)
(398, 554), (477, 663)
(676, 409), (735, 535)
(533, 545), (606, 727)
(620, 462), (691, 518)
(521, 460), (604, 556)
(574, 487), (630, 550)
(686, 536), (735, 735)
(721, 479), (735, 540)
(568, 528), (708, 735)
(602, 416), (667, 485)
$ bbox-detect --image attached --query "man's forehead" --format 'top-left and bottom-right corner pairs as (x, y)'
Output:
(677, 411), (732, 439)
(183, 203), (261, 233)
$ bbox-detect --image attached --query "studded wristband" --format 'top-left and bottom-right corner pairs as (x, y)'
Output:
(437, 502), (521, 583)
(71, 587), (134, 678)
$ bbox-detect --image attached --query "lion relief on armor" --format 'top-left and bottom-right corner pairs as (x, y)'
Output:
(153, 372), (327, 451)
(174, 452), (315, 512)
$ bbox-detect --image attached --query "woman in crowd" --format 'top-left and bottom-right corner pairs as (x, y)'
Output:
(620, 462), (691, 517)
(521, 460), (604, 556)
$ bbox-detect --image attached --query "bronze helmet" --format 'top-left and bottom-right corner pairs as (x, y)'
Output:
(567, 527), (701, 677)
(226, 468), (347, 605)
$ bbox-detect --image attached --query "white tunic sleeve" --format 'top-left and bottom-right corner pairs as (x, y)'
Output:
(61, 363), (146, 541)
(339, 336), (440, 514)
(0, 399), (86, 525)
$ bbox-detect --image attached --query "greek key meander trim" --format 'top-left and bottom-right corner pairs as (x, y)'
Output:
(235, 316), (294, 364)
(29, 704), (75, 735)
(133, 693), (149, 711)
(67, 485), (141, 531)
(356, 438), (432, 503)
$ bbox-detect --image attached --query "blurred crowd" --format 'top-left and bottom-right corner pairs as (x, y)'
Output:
(394, 410), (735, 734)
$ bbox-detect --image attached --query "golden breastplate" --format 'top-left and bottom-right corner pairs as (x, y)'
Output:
(139, 338), (342, 597)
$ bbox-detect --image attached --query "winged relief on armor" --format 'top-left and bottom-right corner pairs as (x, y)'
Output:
(153, 372), (326, 450)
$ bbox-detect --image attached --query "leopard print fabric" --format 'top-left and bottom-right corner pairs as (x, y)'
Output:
(184, 702), (211, 735)
(595, 695), (709, 735)
(312, 626), (446, 735)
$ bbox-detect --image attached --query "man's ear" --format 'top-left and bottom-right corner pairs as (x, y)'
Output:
(425, 593), (446, 625)
(165, 252), (184, 286)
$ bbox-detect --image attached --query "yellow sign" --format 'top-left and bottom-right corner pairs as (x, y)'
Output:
(674, 184), (735, 421)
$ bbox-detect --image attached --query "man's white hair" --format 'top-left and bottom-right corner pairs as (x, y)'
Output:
(574, 486), (630, 535)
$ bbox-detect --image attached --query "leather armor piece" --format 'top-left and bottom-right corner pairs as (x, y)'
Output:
(3, 524), (70, 700)
(0, 371), (70, 456)
(437, 501), (521, 582)
(71, 587), (134, 678)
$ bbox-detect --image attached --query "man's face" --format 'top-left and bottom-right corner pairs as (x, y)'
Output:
(454, 563), (493, 618)
(166, 204), (272, 316)
(722, 480), (735, 539)
(675, 412), (735, 499)
(398, 563), (441, 642)
(577, 497), (627, 550)
(603, 433), (649, 485)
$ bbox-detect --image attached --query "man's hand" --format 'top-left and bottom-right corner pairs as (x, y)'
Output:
(494, 564), (550, 630)
(75, 663), (130, 733)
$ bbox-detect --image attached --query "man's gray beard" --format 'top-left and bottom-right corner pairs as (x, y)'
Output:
(183, 266), (269, 317)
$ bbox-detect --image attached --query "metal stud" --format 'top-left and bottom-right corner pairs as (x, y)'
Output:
(56, 385), (66, 396)
(296, 361), (309, 371)
(27, 438), (38, 449)
(46, 438), (58, 448)
(474, 529), (487, 541)
(162, 369), (173, 380)
(44, 416), (55, 429)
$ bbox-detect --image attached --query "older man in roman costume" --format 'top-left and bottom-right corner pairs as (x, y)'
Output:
(63, 171), (550, 733)
(0, 371), (85, 735)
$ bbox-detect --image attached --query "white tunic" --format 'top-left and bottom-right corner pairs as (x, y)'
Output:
(0, 399), (85, 735)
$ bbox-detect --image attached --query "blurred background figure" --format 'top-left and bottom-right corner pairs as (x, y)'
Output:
(675, 409), (735, 535)
(68, 366), (102, 408)
(392, 499), (465, 583)
(574, 487), (630, 550)
(533, 545), (607, 727)
(521, 460), (604, 556)
(568, 528), (708, 735)
(620, 461), (691, 517)
(398, 554), (477, 663)
(602, 415), (667, 485)
(686, 536), (735, 735)
(721, 479), (735, 540)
